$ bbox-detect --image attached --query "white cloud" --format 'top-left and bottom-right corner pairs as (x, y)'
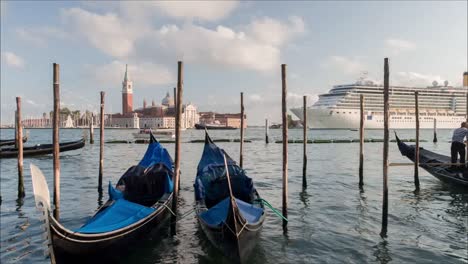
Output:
(87, 60), (174, 87)
(16, 26), (68, 46)
(1, 52), (25, 68)
(61, 8), (146, 58)
(324, 56), (365, 75)
(248, 16), (305, 46)
(1, 1), (6, 18)
(385, 38), (416, 54)
(248, 94), (262, 102)
(59, 5), (304, 72)
(393, 72), (448, 87)
(121, 1), (239, 22)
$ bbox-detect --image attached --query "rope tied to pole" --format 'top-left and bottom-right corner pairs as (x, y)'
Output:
(256, 198), (288, 222)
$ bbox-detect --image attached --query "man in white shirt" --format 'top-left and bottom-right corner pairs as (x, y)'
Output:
(450, 122), (468, 171)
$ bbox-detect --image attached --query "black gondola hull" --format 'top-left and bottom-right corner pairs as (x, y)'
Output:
(196, 202), (264, 262)
(50, 194), (173, 263)
(395, 134), (468, 187)
(0, 136), (28, 147)
(0, 138), (85, 158)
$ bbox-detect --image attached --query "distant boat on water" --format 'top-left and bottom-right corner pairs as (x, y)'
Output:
(195, 123), (237, 130)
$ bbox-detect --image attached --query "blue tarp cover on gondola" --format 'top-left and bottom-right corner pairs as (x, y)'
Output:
(139, 141), (173, 169)
(200, 197), (264, 226)
(76, 199), (155, 233)
(77, 136), (172, 234)
(195, 134), (255, 205)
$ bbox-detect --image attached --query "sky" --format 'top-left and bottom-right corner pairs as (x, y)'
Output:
(1, 1), (467, 125)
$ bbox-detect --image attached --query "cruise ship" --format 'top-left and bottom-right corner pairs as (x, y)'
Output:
(291, 72), (468, 129)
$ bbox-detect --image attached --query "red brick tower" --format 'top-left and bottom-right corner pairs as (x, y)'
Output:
(122, 64), (133, 115)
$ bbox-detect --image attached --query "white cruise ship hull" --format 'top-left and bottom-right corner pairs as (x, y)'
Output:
(290, 108), (464, 129)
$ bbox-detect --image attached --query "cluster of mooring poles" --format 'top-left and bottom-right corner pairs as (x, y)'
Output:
(11, 59), (463, 240)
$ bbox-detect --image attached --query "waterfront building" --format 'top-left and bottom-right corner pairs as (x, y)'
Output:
(108, 65), (199, 129)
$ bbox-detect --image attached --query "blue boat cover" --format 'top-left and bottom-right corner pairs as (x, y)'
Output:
(138, 141), (173, 169)
(195, 133), (255, 207)
(76, 136), (172, 234)
(200, 197), (264, 226)
(76, 199), (155, 233)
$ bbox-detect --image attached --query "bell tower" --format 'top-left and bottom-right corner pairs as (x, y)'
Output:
(122, 64), (133, 115)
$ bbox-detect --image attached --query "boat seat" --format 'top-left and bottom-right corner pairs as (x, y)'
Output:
(200, 197), (264, 226)
(76, 199), (155, 234)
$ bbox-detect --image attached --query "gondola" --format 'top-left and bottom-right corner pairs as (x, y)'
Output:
(194, 132), (265, 262)
(0, 136), (28, 147)
(0, 138), (85, 159)
(30, 133), (174, 263)
(395, 133), (468, 187)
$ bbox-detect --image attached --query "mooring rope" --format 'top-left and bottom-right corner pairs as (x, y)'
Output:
(256, 198), (288, 222)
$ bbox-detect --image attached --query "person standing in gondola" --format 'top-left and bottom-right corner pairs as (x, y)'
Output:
(450, 122), (468, 171)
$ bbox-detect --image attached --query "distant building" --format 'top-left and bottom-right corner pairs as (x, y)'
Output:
(198, 112), (246, 128)
(122, 64), (133, 115)
(108, 65), (199, 129)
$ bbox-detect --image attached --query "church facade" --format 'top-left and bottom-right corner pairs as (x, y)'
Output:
(108, 65), (199, 129)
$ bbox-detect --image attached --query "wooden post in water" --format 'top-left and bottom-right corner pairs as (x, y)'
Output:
(281, 64), (288, 231)
(14, 111), (18, 148)
(433, 118), (437, 143)
(240, 92), (245, 168)
(173, 87), (177, 111)
(98, 92), (105, 192)
(466, 92), (468, 162)
(89, 113), (94, 144)
(380, 58), (389, 238)
(302, 95), (307, 189)
(53, 63), (60, 220)
(359, 94), (364, 188)
(414, 92), (420, 191)
(171, 61), (183, 235)
(16, 97), (25, 198)
(265, 119), (269, 144)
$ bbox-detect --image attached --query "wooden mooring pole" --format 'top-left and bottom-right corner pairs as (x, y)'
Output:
(240, 92), (244, 168)
(281, 64), (288, 231)
(173, 87), (177, 110)
(89, 113), (94, 144)
(16, 97), (25, 198)
(433, 118), (437, 143)
(302, 95), (307, 189)
(14, 111), (18, 148)
(265, 119), (269, 144)
(380, 58), (389, 238)
(53, 63), (60, 220)
(414, 92), (420, 191)
(98, 92), (105, 192)
(466, 92), (468, 162)
(171, 61), (183, 235)
(359, 94), (364, 188)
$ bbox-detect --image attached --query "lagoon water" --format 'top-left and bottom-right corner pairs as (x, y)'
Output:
(0, 128), (467, 263)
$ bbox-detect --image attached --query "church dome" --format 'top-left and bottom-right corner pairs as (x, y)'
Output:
(162, 92), (174, 106)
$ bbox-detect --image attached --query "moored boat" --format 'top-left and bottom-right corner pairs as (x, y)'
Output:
(395, 133), (468, 187)
(194, 132), (265, 262)
(133, 128), (175, 140)
(195, 123), (237, 130)
(30, 133), (174, 263)
(0, 138), (85, 159)
(0, 135), (28, 147)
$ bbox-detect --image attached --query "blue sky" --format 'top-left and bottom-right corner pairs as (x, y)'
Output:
(1, 1), (467, 125)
